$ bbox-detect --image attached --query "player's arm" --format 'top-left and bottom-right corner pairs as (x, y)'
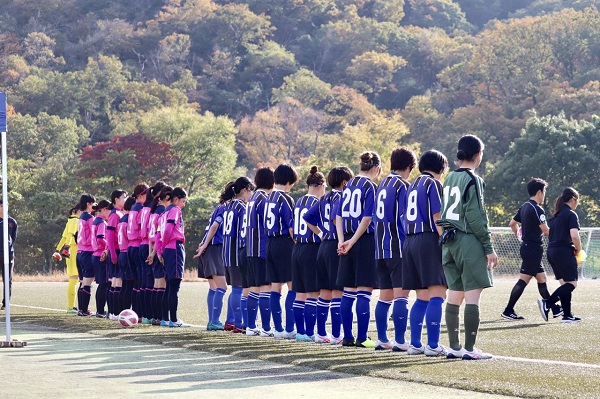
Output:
(540, 222), (549, 237)
(509, 218), (519, 236)
(571, 228), (582, 252)
(464, 179), (493, 255)
(195, 221), (220, 257)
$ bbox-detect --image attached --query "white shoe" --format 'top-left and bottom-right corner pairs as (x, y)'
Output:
(281, 330), (296, 339)
(329, 335), (343, 345)
(392, 341), (409, 352)
(108, 313), (118, 321)
(446, 346), (467, 359)
(259, 328), (274, 337)
(462, 347), (493, 360)
(375, 339), (395, 350)
(424, 344), (447, 357)
(273, 330), (287, 339)
(314, 334), (331, 344)
(246, 327), (261, 336)
(407, 344), (425, 355)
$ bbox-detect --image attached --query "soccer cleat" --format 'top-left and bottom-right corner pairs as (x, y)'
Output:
(67, 308), (78, 314)
(314, 334), (331, 344)
(374, 339), (395, 350)
(283, 330), (297, 339)
(273, 330), (287, 339)
(296, 333), (313, 342)
(232, 326), (244, 333)
(424, 345), (447, 357)
(537, 299), (549, 322)
(207, 322), (225, 331)
(95, 312), (107, 319)
(446, 347), (467, 359)
(392, 341), (410, 352)
(259, 328), (274, 337)
(169, 319), (183, 328)
(246, 327), (261, 336)
(341, 338), (355, 347)
(142, 317), (152, 325)
(552, 305), (564, 318)
(407, 344), (425, 355)
(151, 318), (161, 326)
(224, 321), (235, 331)
(160, 320), (170, 327)
(501, 311), (525, 321)
(561, 315), (582, 323)
(329, 336), (343, 345)
(355, 338), (377, 348)
(462, 347), (493, 360)
(108, 313), (118, 321)
(78, 310), (95, 317)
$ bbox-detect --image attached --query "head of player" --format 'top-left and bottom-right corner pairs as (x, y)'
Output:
(359, 151), (382, 179)
(306, 166), (326, 198)
(455, 134), (484, 168)
(273, 164), (298, 192)
(419, 150), (448, 180)
(391, 147), (417, 177)
(553, 187), (579, 216)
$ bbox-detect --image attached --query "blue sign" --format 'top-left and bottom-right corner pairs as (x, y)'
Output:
(0, 92), (6, 132)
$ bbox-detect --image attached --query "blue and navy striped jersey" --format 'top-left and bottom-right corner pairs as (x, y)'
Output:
(373, 173), (409, 259)
(303, 190), (341, 241)
(264, 189), (295, 237)
(404, 173), (443, 235)
(222, 199), (247, 267)
(293, 194), (320, 244)
(201, 204), (224, 245)
(337, 176), (377, 234)
(246, 189), (268, 258)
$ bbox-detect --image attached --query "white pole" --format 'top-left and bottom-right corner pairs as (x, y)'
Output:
(2, 128), (10, 342)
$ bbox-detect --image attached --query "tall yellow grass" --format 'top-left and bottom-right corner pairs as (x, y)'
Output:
(12, 269), (206, 282)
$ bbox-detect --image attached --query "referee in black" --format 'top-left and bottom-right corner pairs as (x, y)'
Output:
(502, 178), (562, 320)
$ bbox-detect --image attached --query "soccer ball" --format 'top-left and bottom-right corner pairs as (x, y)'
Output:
(118, 309), (139, 328)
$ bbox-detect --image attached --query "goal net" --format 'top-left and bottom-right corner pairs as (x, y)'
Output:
(490, 227), (600, 279)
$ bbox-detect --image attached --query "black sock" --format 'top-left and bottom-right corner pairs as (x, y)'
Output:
(82, 286), (92, 312)
(122, 280), (133, 309)
(162, 284), (170, 321)
(114, 286), (122, 314)
(156, 288), (165, 320)
(537, 282), (551, 299)
(547, 283), (575, 308)
(77, 282), (83, 311)
(168, 279), (182, 322)
(96, 283), (110, 314)
(505, 279), (527, 313)
(558, 283), (575, 317)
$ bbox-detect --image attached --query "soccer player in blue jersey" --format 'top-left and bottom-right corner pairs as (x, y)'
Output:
(291, 166), (326, 342)
(245, 167), (275, 336)
(373, 148), (416, 351)
(265, 164), (299, 339)
(305, 166), (354, 344)
(195, 193), (227, 331)
(221, 177), (255, 333)
(403, 150), (449, 356)
(336, 152), (381, 348)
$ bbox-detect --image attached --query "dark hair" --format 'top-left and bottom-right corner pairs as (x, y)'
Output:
(78, 194), (96, 211)
(172, 187), (187, 200)
(94, 199), (111, 212)
(220, 182), (236, 204)
(145, 181), (166, 206)
(124, 197), (136, 212)
(254, 167), (274, 190)
(110, 189), (127, 205)
(419, 150), (448, 175)
(359, 151), (381, 171)
(553, 187), (579, 217)
(456, 134), (484, 162)
(132, 183), (149, 200)
(527, 178), (548, 197)
(68, 206), (79, 216)
(306, 165), (325, 186)
(273, 164), (298, 185)
(390, 148), (417, 172)
(327, 166), (354, 189)
(151, 185), (173, 212)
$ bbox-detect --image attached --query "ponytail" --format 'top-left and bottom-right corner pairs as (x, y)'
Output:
(554, 187), (579, 216)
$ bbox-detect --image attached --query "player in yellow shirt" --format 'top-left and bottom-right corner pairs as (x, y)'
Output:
(54, 206), (81, 313)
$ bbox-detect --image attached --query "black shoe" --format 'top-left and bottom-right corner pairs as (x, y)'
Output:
(552, 305), (564, 318)
(537, 299), (549, 322)
(501, 311), (525, 321)
(561, 315), (582, 323)
(96, 312), (107, 318)
(341, 338), (355, 347)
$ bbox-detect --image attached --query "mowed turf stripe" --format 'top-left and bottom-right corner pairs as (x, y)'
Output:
(9, 304), (206, 329)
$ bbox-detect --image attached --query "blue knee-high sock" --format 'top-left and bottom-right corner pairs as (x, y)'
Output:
(247, 292), (259, 329)
(304, 298), (317, 337)
(226, 292), (235, 324)
(356, 291), (372, 341)
(330, 297), (342, 338)
(207, 289), (216, 323)
(230, 286), (243, 328)
(293, 300), (306, 335)
(270, 292), (283, 332)
(316, 297), (330, 337)
(212, 288), (226, 324)
(241, 295), (248, 328)
(409, 298), (429, 347)
(426, 297), (444, 348)
(393, 297), (409, 344)
(375, 300), (392, 343)
(259, 292), (271, 331)
(285, 290), (296, 333)
(340, 291), (356, 340)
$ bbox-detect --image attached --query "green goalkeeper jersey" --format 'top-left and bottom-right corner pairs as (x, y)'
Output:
(441, 167), (494, 255)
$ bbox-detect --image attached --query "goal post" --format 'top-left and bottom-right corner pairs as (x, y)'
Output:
(489, 227), (600, 279)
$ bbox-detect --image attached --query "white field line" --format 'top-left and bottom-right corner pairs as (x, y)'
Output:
(7, 304), (600, 370)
